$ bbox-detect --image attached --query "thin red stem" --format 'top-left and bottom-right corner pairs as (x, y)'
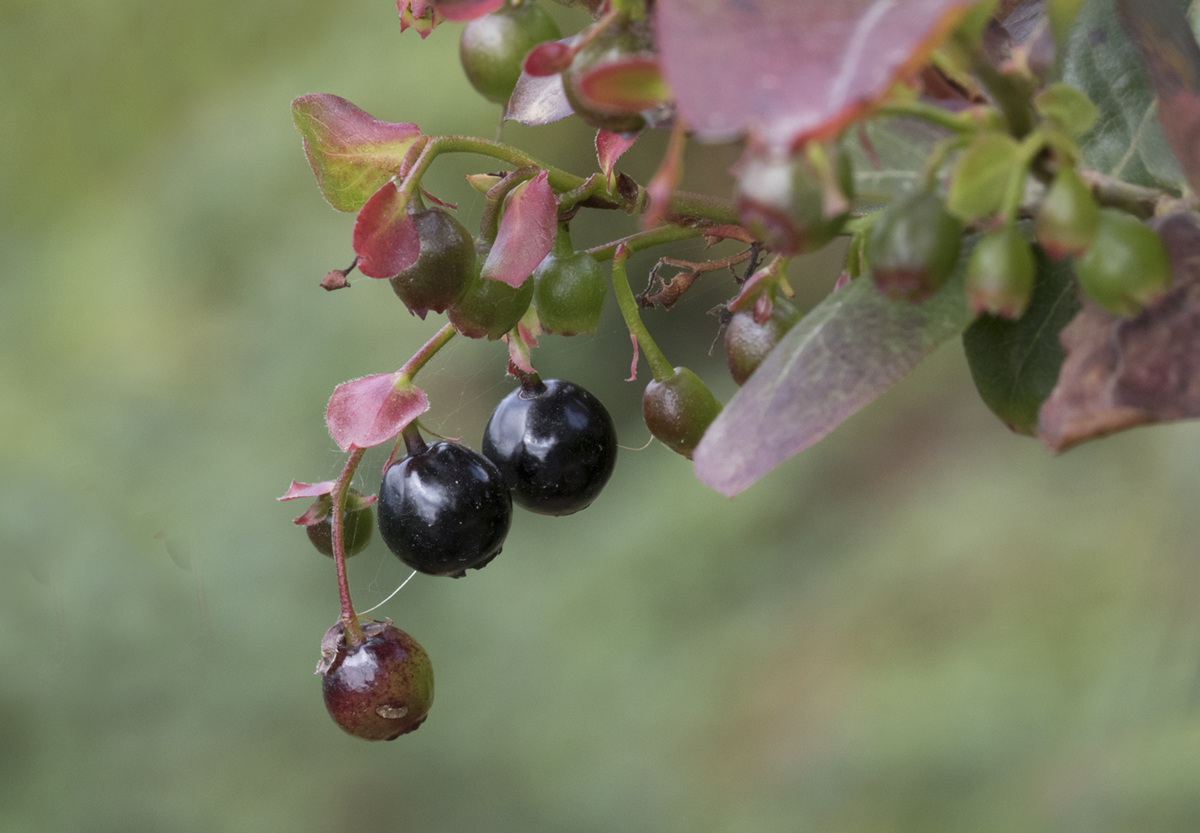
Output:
(330, 446), (367, 646)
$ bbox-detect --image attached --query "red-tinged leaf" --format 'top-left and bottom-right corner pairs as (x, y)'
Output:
(597, 130), (639, 181)
(278, 481), (335, 501)
(655, 0), (974, 152)
(1116, 0), (1200, 196)
(693, 249), (976, 496)
(481, 171), (557, 287)
(398, 0), (443, 37)
(506, 71), (574, 126)
(524, 40), (576, 76)
(1038, 212), (1200, 452)
(326, 373), (430, 452)
(291, 94), (421, 212)
(352, 182), (420, 279)
(642, 120), (686, 229)
(576, 57), (672, 113)
(427, 0), (505, 22)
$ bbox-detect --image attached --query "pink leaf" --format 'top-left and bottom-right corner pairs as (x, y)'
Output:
(524, 40), (576, 76)
(352, 181), (420, 279)
(291, 94), (421, 212)
(481, 171), (557, 287)
(427, 0), (505, 22)
(506, 71), (574, 126)
(596, 130), (640, 181)
(655, 0), (973, 153)
(277, 481), (335, 501)
(326, 373), (430, 451)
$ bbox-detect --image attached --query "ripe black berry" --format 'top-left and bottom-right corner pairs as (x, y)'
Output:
(482, 377), (618, 516)
(377, 437), (512, 577)
(318, 620), (434, 741)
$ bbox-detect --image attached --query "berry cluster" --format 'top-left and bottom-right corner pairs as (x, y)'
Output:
(285, 0), (1195, 740)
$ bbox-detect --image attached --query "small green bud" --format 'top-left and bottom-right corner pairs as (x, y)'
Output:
(867, 190), (963, 302)
(1036, 166), (1099, 260)
(1075, 209), (1172, 317)
(966, 224), (1036, 320)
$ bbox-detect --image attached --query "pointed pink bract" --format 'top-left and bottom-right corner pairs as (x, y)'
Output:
(481, 171), (557, 288)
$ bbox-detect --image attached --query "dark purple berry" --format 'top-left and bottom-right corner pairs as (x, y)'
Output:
(319, 620), (434, 741)
(377, 440), (512, 577)
(482, 378), (618, 516)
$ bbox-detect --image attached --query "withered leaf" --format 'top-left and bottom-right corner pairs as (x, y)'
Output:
(1038, 212), (1200, 451)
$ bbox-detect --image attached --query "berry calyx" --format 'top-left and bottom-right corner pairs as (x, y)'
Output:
(867, 189), (963, 302)
(460, 1), (562, 104)
(735, 144), (854, 256)
(482, 377), (618, 515)
(533, 225), (607, 336)
(724, 296), (801, 386)
(377, 432), (512, 577)
(1035, 166), (1099, 260)
(965, 224), (1036, 319)
(642, 367), (722, 459)
(304, 489), (375, 558)
(448, 243), (536, 339)
(1074, 209), (1172, 317)
(318, 620), (434, 741)
(389, 205), (476, 319)
(562, 17), (657, 133)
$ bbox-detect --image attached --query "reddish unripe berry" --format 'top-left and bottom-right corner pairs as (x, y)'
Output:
(642, 367), (722, 459)
(319, 621), (434, 742)
(389, 207), (476, 319)
(724, 296), (801, 386)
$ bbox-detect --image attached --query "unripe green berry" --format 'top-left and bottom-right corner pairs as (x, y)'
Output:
(1075, 209), (1172, 317)
(867, 190), (963, 302)
(1036, 166), (1099, 260)
(533, 227), (606, 336)
(389, 207), (476, 319)
(642, 367), (722, 459)
(460, 1), (562, 104)
(304, 489), (374, 558)
(724, 296), (801, 386)
(448, 244), (535, 339)
(965, 224), (1036, 320)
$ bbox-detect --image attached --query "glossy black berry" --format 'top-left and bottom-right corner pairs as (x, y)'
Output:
(377, 439), (512, 577)
(482, 378), (618, 516)
(319, 620), (434, 741)
(389, 206), (476, 319)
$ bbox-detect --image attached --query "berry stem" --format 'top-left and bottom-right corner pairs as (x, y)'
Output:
(874, 100), (991, 135)
(330, 447), (367, 647)
(586, 224), (706, 262)
(399, 323), (457, 378)
(1000, 132), (1046, 222)
(611, 243), (674, 383)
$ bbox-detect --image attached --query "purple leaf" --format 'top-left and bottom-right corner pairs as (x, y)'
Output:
(481, 171), (557, 288)
(506, 71), (574, 126)
(352, 181), (420, 279)
(291, 94), (421, 212)
(326, 373), (430, 452)
(1116, 0), (1200, 196)
(693, 257), (975, 496)
(655, 0), (974, 153)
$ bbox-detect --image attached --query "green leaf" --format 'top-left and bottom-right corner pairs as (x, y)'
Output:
(291, 94), (421, 213)
(1033, 82), (1100, 137)
(948, 132), (1022, 221)
(962, 247), (1080, 435)
(693, 245), (977, 497)
(848, 117), (949, 206)
(1061, 0), (1187, 190)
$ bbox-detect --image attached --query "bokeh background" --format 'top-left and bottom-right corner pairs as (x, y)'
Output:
(5, 1), (1200, 831)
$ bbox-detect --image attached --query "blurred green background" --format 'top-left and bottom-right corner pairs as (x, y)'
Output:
(5, 2), (1200, 831)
